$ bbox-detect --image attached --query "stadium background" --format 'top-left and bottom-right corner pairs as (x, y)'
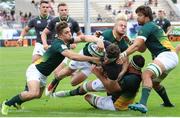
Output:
(0, 0), (180, 47)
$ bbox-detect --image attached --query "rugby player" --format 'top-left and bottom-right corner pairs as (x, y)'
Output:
(119, 5), (179, 113)
(17, 0), (53, 63)
(1, 21), (103, 115)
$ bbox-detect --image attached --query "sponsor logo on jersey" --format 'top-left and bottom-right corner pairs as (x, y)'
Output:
(37, 20), (41, 24)
(61, 44), (68, 49)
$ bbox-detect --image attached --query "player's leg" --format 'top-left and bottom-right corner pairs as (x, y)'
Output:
(153, 76), (174, 107)
(129, 60), (163, 113)
(176, 44), (180, 54)
(49, 61), (67, 92)
(84, 94), (116, 111)
(70, 71), (88, 86)
(1, 64), (44, 115)
(70, 61), (92, 86)
(53, 79), (105, 97)
(46, 66), (75, 96)
(129, 51), (178, 113)
(32, 42), (45, 63)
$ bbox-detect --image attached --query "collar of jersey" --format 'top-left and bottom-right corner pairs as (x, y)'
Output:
(59, 16), (69, 22)
(39, 15), (49, 19)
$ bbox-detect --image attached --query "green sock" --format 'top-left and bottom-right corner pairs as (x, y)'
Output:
(139, 87), (151, 106)
(5, 94), (24, 107)
(154, 85), (172, 105)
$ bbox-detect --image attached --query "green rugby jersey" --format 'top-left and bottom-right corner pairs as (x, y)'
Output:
(83, 29), (128, 56)
(28, 15), (53, 44)
(137, 21), (175, 57)
(35, 39), (68, 76)
(102, 29), (128, 52)
(154, 18), (171, 33)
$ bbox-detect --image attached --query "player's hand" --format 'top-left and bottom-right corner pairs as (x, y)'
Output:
(91, 57), (101, 65)
(70, 43), (77, 49)
(95, 31), (102, 37)
(43, 44), (50, 50)
(17, 38), (23, 46)
(116, 51), (127, 64)
(116, 73), (123, 82)
(91, 64), (103, 76)
(96, 38), (104, 52)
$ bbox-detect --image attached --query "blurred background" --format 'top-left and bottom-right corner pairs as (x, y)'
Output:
(0, 0), (180, 47)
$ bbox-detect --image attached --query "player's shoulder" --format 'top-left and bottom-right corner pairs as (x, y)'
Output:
(103, 29), (112, 33)
(30, 16), (39, 21)
(68, 17), (78, 23)
(48, 15), (54, 20)
(51, 16), (60, 22)
(102, 29), (112, 36)
(51, 39), (66, 48)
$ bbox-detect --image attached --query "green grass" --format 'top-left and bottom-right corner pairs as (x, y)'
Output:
(0, 42), (180, 117)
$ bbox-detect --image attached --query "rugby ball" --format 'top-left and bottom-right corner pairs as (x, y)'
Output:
(88, 42), (104, 57)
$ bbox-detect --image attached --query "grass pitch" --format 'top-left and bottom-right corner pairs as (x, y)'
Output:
(0, 42), (180, 117)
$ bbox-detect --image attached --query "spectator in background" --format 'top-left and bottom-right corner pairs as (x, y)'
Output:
(23, 13), (28, 28)
(97, 14), (103, 22)
(10, 9), (15, 21)
(31, 0), (35, 4)
(19, 11), (23, 17)
(28, 12), (32, 19)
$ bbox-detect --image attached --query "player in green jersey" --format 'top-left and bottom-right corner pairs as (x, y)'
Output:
(119, 5), (179, 113)
(1, 21), (104, 115)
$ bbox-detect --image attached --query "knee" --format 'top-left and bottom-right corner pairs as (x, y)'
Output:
(29, 91), (41, 99)
(84, 94), (91, 101)
(142, 72), (150, 79)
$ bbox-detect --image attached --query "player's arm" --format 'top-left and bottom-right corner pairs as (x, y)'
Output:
(117, 57), (129, 81)
(41, 28), (51, 50)
(166, 26), (173, 36)
(61, 49), (100, 64)
(121, 38), (145, 58)
(17, 26), (31, 44)
(91, 65), (121, 93)
(74, 35), (104, 51)
(76, 31), (83, 36)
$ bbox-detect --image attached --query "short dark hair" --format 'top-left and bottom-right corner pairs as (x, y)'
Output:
(131, 55), (145, 70)
(56, 21), (68, 35)
(106, 44), (120, 59)
(40, 0), (49, 5)
(58, 2), (67, 9)
(135, 5), (153, 21)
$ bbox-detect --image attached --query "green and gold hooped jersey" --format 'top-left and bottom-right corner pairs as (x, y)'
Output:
(35, 39), (68, 76)
(137, 21), (175, 57)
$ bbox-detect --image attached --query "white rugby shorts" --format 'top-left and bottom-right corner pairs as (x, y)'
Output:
(26, 64), (47, 87)
(32, 42), (46, 56)
(69, 50), (92, 76)
(155, 51), (178, 71)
